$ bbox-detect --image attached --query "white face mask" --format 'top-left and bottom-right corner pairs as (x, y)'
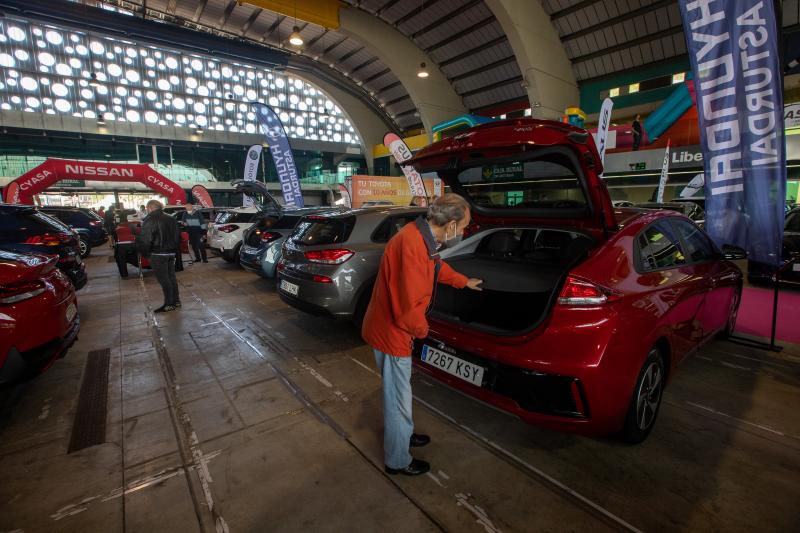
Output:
(442, 221), (463, 249)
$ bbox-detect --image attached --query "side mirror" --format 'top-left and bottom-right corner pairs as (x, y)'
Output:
(722, 245), (747, 260)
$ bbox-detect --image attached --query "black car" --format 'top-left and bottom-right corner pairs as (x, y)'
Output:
(748, 207), (800, 285)
(0, 205), (87, 289)
(39, 206), (108, 257)
(636, 201), (706, 228)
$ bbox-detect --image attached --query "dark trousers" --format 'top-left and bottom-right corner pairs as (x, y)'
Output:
(150, 254), (179, 307)
(114, 243), (136, 277)
(632, 133), (641, 151)
(189, 232), (206, 261)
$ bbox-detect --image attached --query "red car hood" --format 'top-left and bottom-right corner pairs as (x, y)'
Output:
(0, 250), (57, 284)
(407, 119), (617, 236)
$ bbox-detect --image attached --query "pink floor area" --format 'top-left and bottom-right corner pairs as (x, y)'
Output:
(734, 287), (800, 344)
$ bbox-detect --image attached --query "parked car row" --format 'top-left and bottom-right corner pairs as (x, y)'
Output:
(1, 204), (83, 386)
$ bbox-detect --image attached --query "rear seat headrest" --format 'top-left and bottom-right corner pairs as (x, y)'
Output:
(485, 232), (519, 254)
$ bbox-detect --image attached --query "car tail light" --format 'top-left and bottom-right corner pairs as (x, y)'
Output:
(277, 261), (285, 272)
(312, 274), (333, 283)
(304, 249), (354, 265)
(218, 224), (239, 233)
(557, 276), (608, 306)
(0, 280), (46, 304)
(89, 220), (102, 227)
(259, 231), (281, 243)
(23, 233), (72, 247)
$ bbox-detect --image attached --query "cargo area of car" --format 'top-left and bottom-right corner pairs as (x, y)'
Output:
(431, 228), (595, 333)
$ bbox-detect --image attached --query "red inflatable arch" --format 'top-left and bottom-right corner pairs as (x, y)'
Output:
(2, 158), (186, 205)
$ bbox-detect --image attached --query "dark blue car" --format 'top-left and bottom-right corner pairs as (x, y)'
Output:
(39, 207), (108, 257)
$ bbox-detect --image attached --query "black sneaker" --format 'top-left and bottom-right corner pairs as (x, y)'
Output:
(385, 458), (430, 476)
(154, 305), (176, 313)
(410, 433), (430, 447)
(174, 301), (182, 308)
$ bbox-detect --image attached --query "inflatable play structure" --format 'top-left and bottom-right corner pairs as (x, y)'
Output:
(3, 159), (187, 205)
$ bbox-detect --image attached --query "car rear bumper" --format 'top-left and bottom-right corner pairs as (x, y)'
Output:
(240, 247), (266, 275)
(62, 264), (88, 290)
(0, 316), (80, 386)
(277, 268), (353, 317)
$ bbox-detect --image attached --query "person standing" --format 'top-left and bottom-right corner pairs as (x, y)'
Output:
(184, 203), (208, 263)
(104, 205), (117, 244)
(632, 114), (642, 151)
(113, 220), (137, 278)
(97, 206), (105, 219)
(136, 200), (181, 313)
(137, 204), (147, 219)
(362, 194), (483, 476)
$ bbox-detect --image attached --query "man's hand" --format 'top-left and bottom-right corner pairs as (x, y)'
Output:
(466, 278), (483, 291)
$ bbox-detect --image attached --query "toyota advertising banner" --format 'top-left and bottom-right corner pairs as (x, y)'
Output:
(254, 103), (304, 208)
(679, 0), (786, 265)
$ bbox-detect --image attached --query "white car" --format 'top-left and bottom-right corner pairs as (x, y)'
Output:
(207, 207), (260, 262)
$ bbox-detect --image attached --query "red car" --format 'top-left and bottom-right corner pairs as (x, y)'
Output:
(408, 119), (742, 443)
(0, 250), (80, 385)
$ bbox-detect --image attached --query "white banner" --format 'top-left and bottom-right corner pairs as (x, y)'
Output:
(384, 132), (428, 206)
(656, 140), (670, 203)
(242, 144), (262, 207)
(680, 173), (705, 199)
(596, 98), (614, 173)
(785, 103), (800, 129)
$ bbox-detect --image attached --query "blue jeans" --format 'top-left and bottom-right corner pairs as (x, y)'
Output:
(374, 349), (413, 469)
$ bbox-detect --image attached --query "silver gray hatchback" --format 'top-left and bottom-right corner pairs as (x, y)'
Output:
(278, 206), (426, 323)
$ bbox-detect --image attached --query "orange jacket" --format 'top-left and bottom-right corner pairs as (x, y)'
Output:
(362, 218), (468, 357)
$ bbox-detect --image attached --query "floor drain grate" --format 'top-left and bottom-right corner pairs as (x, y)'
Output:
(68, 348), (110, 453)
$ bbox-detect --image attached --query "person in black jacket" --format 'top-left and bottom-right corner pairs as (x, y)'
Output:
(136, 200), (181, 313)
(183, 203), (208, 263)
(632, 114), (642, 151)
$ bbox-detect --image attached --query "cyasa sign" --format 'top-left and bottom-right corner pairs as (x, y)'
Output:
(254, 103), (304, 208)
(679, 0), (786, 265)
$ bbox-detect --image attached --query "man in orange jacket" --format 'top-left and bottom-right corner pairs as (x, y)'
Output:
(362, 193), (482, 476)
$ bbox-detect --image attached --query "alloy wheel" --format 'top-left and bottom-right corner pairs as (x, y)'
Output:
(636, 359), (663, 431)
(79, 239), (88, 257)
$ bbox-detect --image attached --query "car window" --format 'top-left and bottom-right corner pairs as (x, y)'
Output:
(372, 215), (418, 243)
(453, 150), (588, 210)
(0, 209), (70, 243)
(275, 215), (302, 230)
(670, 219), (715, 263)
(637, 221), (686, 271)
(291, 216), (356, 245)
(786, 212), (800, 232)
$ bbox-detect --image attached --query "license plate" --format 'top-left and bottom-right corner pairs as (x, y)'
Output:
(65, 302), (77, 322)
(421, 345), (484, 386)
(280, 279), (299, 296)
(242, 245), (258, 255)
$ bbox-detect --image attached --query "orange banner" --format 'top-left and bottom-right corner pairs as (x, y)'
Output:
(349, 175), (442, 208)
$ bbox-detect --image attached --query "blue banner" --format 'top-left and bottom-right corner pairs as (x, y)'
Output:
(253, 103), (304, 208)
(679, 0), (785, 265)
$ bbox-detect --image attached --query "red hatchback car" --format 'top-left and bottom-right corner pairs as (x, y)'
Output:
(407, 119), (742, 443)
(0, 250), (80, 385)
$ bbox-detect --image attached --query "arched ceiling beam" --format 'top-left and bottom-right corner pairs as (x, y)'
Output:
(338, 6), (465, 139)
(485, 0), (578, 119)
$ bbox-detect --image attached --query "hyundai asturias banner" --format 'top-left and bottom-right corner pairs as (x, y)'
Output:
(679, 0), (786, 265)
(254, 103), (304, 208)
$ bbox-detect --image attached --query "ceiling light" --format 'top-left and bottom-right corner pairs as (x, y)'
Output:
(289, 27), (303, 46)
(417, 62), (429, 78)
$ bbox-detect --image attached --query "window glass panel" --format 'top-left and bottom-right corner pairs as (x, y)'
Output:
(638, 222), (686, 270)
(671, 219), (714, 263)
(786, 213), (800, 233)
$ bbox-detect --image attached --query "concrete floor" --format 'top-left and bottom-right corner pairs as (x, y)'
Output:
(1, 248), (799, 533)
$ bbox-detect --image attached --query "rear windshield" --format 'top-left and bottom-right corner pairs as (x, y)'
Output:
(216, 211), (256, 224)
(291, 216), (356, 246)
(452, 151), (587, 211)
(0, 209), (71, 243)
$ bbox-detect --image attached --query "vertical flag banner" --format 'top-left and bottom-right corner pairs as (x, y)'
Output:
(657, 140), (671, 203)
(384, 132), (429, 206)
(190, 184), (214, 208)
(596, 98), (614, 173)
(253, 103), (304, 208)
(338, 182), (352, 208)
(680, 173), (706, 198)
(679, 0), (786, 265)
(242, 144), (262, 207)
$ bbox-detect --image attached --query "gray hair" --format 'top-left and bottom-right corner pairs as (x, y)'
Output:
(146, 199), (163, 210)
(427, 193), (469, 226)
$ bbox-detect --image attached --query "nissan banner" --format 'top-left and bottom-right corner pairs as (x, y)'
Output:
(254, 103), (304, 208)
(679, 0), (786, 265)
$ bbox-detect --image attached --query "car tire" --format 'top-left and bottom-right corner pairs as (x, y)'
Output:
(716, 287), (741, 340)
(78, 237), (91, 258)
(352, 286), (373, 330)
(222, 244), (241, 263)
(620, 347), (665, 444)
